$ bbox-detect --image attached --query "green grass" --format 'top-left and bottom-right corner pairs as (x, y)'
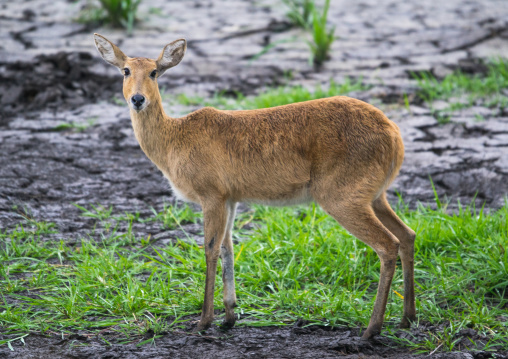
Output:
(1, 197), (508, 353)
(175, 78), (368, 110)
(254, 0), (336, 66)
(283, 0), (315, 29)
(413, 59), (508, 123)
(78, 0), (142, 34)
(281, 0), (335, 65)
(307, 0), (335, 66)
(53, 119), (96, 133)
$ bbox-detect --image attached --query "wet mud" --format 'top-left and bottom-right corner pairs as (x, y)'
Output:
(1, 320), (505, 359)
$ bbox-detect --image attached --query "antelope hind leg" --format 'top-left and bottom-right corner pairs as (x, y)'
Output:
(373, 194), (416, 328)
(317, 197), (400, 340)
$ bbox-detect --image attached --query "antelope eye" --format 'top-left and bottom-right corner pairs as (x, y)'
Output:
(150, 70), (157, 79)
(123, 68), (130, 76)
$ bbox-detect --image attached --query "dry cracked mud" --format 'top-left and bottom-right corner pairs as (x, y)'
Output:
(1, 0), (508, 358)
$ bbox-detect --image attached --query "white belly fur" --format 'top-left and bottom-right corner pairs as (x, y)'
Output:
(167, 177), (194, 203)
(166, 176), (312, 206)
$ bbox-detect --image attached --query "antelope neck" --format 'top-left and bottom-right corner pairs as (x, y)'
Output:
(130, 97), (173, 170)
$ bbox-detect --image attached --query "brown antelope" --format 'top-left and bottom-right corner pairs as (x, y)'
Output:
(94, 33), (416, 339)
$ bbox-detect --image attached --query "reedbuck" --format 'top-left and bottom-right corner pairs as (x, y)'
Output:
(94, 33), (416, 339)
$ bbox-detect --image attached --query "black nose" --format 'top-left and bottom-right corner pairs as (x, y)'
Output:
(131, 94), (145, 108)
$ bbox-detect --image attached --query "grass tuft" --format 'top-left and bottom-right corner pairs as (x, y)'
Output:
(282, 0), (336, 66)
(78, 0), (142, 34)
(307, 0), (335, 66)
(283, 0), (315, 29)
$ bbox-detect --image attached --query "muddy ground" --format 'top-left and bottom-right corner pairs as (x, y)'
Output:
(1, 0), (508, 357)
(2, 322), (504, 359)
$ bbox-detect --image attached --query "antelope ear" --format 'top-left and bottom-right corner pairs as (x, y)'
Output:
(94, 33), (127, 71)
(156, 39), (186, 76)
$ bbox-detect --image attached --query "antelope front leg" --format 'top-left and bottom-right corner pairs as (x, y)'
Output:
(221, 202), (237, 328)
(196, 198), (229, 331)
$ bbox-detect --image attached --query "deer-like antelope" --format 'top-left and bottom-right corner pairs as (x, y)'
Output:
(94, 33), (415, 339)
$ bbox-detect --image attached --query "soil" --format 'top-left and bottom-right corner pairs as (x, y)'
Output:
(1, 0), (508, 357)
(1, 321), (504, 359)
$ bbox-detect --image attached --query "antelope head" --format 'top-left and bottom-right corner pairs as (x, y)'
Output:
(93, 33), (186, 113)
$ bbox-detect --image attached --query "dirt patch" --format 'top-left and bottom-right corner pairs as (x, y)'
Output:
(1, 321), (504, 359)
(0, 52), (121, 121)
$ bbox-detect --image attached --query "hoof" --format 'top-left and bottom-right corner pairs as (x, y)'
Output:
(399, 316), (415, 329)
(194, 321), (211, 333)
(220, 320), (235, 329)
(361, 328), (380, 340)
